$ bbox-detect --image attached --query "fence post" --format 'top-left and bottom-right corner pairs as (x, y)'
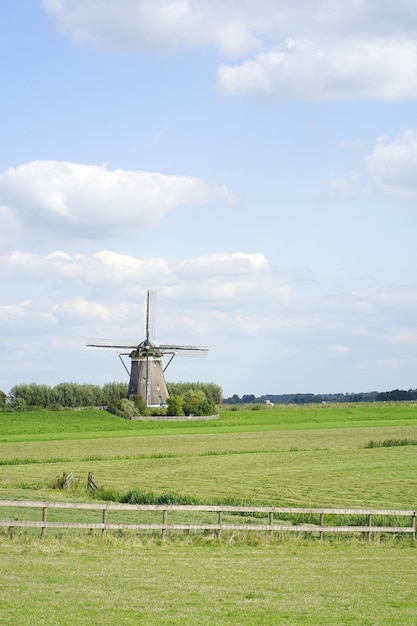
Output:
(87, 472), (98, 492)
(162, 509), (168, 540)
(367, 513), (373, 542)
(269, 511), (274, 536)
(41, 506), (48, 539)
(102, 507), (107, 537)
(217, 510), (222, 538)
(319, 512), (324, 541)
(412, 512), (416, 541)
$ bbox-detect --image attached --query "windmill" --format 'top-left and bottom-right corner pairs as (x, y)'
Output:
(87, 290), (208, 407)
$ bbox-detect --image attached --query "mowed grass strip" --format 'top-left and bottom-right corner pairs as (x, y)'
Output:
(1, 537), (417, 625)
(1, 424), (417, 509)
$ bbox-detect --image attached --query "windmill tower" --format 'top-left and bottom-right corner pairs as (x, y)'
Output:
(87, 290), (208, 407)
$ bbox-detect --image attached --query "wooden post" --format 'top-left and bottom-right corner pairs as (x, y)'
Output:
(269, 511), (274, 536)
(412, 512), (416, 541)
(41, 506), (48, 539)
(367, 513), (372, 542)
(162, 509), (168, 540)
(87, 472), (98, 492)
(217, 510), (222, 538)
(319, 512), (324, 541)
(102, 507), (107, 537)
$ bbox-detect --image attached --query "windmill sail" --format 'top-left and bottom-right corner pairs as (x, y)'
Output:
(87, 290), (208, 407)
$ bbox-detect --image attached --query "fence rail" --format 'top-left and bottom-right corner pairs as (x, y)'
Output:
(0, 500), (415, 540)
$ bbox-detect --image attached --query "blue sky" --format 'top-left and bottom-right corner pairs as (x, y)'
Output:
(1, 0), (417, 398)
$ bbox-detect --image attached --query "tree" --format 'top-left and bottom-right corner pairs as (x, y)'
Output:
(182, 390), (215, 416)
(242, 394), (256, 404)
(167, 395), (183, 416)
(166, 382), (222, 405)
(102, 382), (128, 405)
(11, 396), (27, 412)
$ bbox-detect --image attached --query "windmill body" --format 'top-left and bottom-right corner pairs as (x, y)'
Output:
(128, 339), (169, 405)
(87, 291), (208, 407)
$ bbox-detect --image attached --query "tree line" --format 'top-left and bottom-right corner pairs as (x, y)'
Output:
(3, 382), (415, 412)
(223, 389), (417, 405)
(0, 380), (223, 414)
(2, 382), (128, 411)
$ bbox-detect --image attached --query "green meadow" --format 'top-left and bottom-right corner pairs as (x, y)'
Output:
(1, 402), (417, 624)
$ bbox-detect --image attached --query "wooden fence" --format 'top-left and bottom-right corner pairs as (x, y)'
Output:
(0, 500), (415, 540)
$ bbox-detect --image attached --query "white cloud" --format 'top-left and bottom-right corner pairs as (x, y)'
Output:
(385, 328), (417, 344)
(366, 129), (417, 198)
(327, 128), (417, 199)
(0, 250), (270, 289)
(177, 252), (268, 275)
(52, 298), (120, 323)
(42, 0), (262, 57)
(0, 249), (287, 323)
(43, 0), (417, 100)
(0, 205), (23, 249)
(0, 303), (27, 321)
(327, 345), (352, 354)
(0, 161), (236, 242)
(218, 38), (417, 101)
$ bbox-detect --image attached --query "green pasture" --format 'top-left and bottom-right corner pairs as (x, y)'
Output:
(2, 401), (417, 441)
(1, 403), (417, 508)
(1, 536), (417, 625)
(1, 403), (417, 624)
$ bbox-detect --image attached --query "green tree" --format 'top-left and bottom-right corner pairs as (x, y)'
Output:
(0, 390), (6, 409)
(166, 382), (222, 405)
(11, 396), (27, 412)
(182, 390), (215, 416)
(167, 395), (183, 416)
(102, 382), (128, 405)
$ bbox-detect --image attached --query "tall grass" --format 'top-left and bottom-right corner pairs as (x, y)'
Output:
(365, 438), (417, 448)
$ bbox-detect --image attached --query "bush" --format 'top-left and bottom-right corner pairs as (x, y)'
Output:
(10, 397), (27, 412)
(132, 394), (148, 416)
(108, 399), (139, 419)
(120, 489), (200, 505)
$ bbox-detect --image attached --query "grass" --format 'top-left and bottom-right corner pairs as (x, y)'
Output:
(1, 421), (417, 509)
(1, 536), (417, 625)
(1, 403), (417, 624)
(2, 401), (417, 442)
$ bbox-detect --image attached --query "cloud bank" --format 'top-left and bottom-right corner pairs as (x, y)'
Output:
(0, 249), (273, 293)
(43, 0), (417, 100)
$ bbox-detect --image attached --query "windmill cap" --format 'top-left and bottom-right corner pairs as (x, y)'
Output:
(130, 339), (162, 358)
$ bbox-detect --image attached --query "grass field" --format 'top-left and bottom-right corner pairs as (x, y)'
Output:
(2, 536), (417, 625)
(1, 402), (417, 624)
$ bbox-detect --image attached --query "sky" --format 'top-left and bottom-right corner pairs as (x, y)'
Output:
(1, 0), (417, 398)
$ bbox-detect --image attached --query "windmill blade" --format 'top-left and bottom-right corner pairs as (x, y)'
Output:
(145, 290), (156, 341)
(159, 344), (208, 357)
(87, 339), (137, 350)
